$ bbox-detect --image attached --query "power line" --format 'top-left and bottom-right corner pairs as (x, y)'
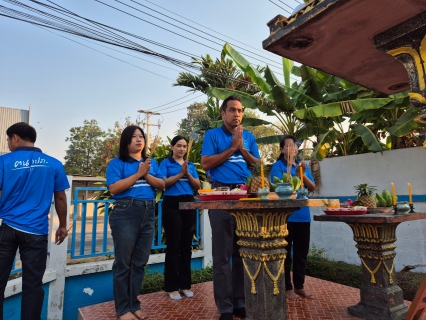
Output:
(126, 0), (287, 68)
(151, 94), (205, 112)
(268, 0), (292, 15)
(150, 93), (200, 109)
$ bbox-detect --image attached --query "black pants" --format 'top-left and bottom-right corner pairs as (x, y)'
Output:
(284, 222), (311, 291)
(162, 195), (196, 292)
(208, 209), (245, 314)
(0, 224), (48, 320)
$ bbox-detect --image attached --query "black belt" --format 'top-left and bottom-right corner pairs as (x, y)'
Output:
(211, 182), (243, 190)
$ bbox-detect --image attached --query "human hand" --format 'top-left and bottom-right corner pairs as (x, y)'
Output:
(180, 159), (189, 176)
(55, 227), (68, 245)
(231, 126), (243, 151)
(138, 159), (151, 178)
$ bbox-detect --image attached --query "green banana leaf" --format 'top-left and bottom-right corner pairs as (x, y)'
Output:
(324, 86), (368, 103)
(207, 87), (275, 116)
(223, 43), (271, 94)
(283, 58), (293, 87)
(314, 130), (338, 161)
(264, 66), (294, 112)
(350, 124), (384, 153)
(388, 107), (421, 137)
(255, 135), (285, 145)
(294, 98), (394, 119)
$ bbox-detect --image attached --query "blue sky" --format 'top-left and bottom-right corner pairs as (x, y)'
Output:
(0, 0), (302, 161)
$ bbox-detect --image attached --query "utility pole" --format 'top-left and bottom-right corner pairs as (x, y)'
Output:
(137, 110), (160, 146)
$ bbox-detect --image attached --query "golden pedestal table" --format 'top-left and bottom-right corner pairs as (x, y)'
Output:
(314, 212), (426, 320)
(180, 199), (338, 320)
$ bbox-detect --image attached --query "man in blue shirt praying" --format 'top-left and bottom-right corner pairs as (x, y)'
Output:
(201, 95), (260, 320)
(0, 122), (69, 320)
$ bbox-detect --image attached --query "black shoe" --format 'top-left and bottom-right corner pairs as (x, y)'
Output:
(233, 307), (246, 318)
(219, 313), (233, 320)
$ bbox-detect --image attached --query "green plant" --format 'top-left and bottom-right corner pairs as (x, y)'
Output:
(270, 174), (300, 192)
(308, 243), (326, 259)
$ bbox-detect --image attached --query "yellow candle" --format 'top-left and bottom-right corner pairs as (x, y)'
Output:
(299, 164), (304, 190)
(391, 183), (396, 206)
(260, 163), (265, 189)
(408, 183), (413, 204)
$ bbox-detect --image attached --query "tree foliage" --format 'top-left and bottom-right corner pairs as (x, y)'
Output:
(64, 119), (105, 176)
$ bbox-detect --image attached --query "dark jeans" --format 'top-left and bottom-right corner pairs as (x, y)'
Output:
(109, 198), (155, 317)
(285, 222), (311, 291)
(208, 209), (245, 314)
(0, 223), (48, 320)
(162, 195), (196, 292)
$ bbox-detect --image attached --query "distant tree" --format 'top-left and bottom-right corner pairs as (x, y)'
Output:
(175, 102), (208, 137)
(64, 119), (105, 176)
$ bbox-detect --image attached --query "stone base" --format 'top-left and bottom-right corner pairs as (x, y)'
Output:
(348, 303), (408, 320)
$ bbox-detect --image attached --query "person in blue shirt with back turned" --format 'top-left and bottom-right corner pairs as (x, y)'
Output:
(106, 125), (165, 320)
(159, 135), (201, 301)
(0, 122), (70, 320)
(270, 135), (316, 301)
(201, 95), (260, 320)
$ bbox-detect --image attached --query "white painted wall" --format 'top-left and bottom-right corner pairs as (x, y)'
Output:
(308, 147), (426, 272)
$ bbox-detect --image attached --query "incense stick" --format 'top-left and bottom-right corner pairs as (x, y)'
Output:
(186, 137), (194, 159)
(301, 140), (307, 162)
(150, 136), (161, 156)
(286, 144), (292, 182)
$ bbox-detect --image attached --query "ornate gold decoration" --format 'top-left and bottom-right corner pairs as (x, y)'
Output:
(387, 47), (425, 91)
(231, 212), (289, 239)
(356, 243), (396, 251)
(237, 239), (288, 249)
(263, 260), (285, 295)
(240, 251), (286, 262)
(242, 258), (262, 294)
(383, 258), (395, 284)
(348, 223), (397, 244)
(357, 252), (396, 261)
(409, 92), (426, 105)
(361, 258), (382, 284)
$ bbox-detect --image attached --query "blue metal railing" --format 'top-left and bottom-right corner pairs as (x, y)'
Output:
(69, 187), (201, 259)
(10, 187), (201, 274)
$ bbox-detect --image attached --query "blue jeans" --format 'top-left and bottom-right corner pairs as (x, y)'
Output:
(0, 223), (48, 320)
(109, 198), (155, 316)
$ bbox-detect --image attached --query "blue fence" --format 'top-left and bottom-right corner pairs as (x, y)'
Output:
(10, 187), (201, 274)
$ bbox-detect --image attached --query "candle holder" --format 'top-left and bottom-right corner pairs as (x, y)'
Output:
(393, 205), (398, 215)
(409, 203), (415, 213)
(297, 188), (309, 200)
(394, 201), (410, 215)
(257, 187), (270, 200)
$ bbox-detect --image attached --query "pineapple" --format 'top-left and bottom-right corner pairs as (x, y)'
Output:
(249, 163), (269, 193)
(354, 183), (377, 208)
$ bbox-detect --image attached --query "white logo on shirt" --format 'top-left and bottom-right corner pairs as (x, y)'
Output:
(13, 157), (49, 170)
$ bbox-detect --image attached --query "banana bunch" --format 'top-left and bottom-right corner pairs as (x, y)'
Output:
(374, 190), (396, 207)
(270, 174), (301, 192)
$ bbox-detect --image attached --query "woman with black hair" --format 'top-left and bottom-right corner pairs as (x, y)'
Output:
(159, 136), (201, 300)
(270, 135), (316, 301)
(106, 125), (165, 320)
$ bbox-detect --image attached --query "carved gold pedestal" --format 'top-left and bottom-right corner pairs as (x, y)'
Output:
(314, 213), (426, 320)
(181, 199), (339, 320)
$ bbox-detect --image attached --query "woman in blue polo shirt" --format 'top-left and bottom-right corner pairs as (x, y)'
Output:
(159, 135), (201, 300)
(106, 125), (165, 320)
(270, 135), (316, 301)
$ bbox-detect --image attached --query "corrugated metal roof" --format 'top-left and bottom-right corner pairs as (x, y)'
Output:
(0, 106), (30, 154)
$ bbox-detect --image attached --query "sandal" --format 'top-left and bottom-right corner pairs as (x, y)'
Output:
(167, 291), (182, 300)
(179, 289), (194, 298)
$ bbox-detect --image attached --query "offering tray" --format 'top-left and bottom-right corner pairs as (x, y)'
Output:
(323, 206), (367, 216)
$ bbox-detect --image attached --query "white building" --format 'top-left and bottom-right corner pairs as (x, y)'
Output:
(0, 106), (30, 155)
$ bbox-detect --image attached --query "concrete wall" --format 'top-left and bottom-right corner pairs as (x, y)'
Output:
(308, 146), (426, 272)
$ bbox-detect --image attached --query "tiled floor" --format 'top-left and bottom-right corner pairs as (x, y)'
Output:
(78, 276), (415, 320)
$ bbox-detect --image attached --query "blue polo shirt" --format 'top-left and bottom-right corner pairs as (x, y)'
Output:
(0, 147), (70, 235)
(270, 159), (314, 223)
(106, 157), (163, 200)
(159, 157), (199, 196)
(202, 125), (260, 184)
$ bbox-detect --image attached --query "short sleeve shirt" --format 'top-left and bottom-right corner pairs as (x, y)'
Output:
(159, 157), (199, 196)
(270, 159), (314, 222)
(201, 125), (260, 184)
(106, 157), (164, 200)
(0, 147), (70, 235)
